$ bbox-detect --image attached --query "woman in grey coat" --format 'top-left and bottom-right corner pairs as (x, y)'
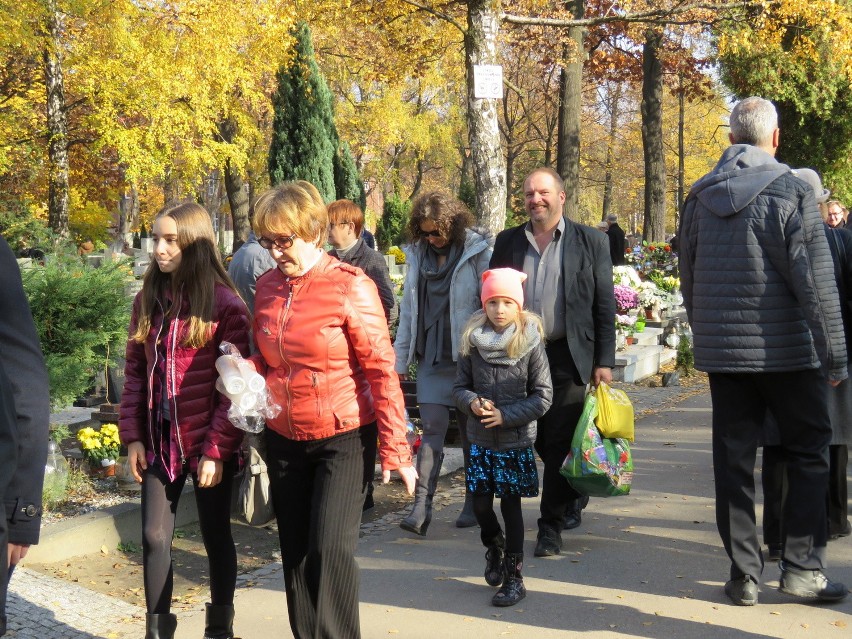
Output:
(394, 192), (493, 535)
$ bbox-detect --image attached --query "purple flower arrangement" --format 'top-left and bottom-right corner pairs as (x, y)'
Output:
(613, 284), (640, 313)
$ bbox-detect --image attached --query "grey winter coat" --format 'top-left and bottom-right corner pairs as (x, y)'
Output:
(679, 144), (847, 380)
(453, 328), (553, 451)
(394, 228), (493, 374)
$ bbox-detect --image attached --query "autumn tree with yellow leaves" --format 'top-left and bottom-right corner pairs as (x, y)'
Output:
(716, 0), (852, 201)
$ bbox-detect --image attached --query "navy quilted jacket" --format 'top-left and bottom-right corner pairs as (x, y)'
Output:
(678, 144), (847, 380)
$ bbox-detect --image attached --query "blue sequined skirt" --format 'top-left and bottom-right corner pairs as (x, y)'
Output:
(466, 443), (539, 498)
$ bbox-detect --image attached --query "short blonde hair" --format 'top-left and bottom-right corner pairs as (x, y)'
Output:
(328, 199), (365, 236)
(253, 181), (328, 246)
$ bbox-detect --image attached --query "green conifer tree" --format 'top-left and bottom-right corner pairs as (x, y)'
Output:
(376, 194), (411, 252)
(334, 142), (366, 209)
(268, 22), (337, 201)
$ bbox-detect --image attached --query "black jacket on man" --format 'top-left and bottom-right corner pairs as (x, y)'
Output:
(607, 222), (626, 265)
(0, 236), (49, 635)
(490, 217), (616, 384)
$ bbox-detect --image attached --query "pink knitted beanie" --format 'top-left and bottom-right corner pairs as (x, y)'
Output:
(480, 268), (527, 310)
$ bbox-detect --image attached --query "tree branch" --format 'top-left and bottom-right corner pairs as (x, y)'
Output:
(502, 1), (763, 28)
(397, 0), (466, 35)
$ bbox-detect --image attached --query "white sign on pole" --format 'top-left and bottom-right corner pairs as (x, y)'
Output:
(473, 64), (503, 99)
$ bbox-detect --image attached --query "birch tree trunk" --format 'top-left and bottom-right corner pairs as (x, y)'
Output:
(556, 0), (585, 219)
(641, 27), (666, 242)
(465, 1), (506, 235)
(44, 1), (69, 238)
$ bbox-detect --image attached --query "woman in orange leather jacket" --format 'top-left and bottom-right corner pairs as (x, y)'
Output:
(249, 181), (416, 639)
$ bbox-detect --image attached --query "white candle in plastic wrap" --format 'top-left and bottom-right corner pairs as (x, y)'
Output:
(237, 360), (265, 394)
(236, 391), (258, 411)
(215, 378), (258, 411)
(215, 355), (246, 394)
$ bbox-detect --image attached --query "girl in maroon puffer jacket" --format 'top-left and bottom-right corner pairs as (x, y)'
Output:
(119, 202), (250, 639)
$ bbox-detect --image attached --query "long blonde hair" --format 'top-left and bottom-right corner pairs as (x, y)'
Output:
(459, 307), (545, 360)
(132, 202), (239, 348)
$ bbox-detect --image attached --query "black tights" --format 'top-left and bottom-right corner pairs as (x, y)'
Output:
(141, 463), (237, 613)
(472, 493), (525, 554)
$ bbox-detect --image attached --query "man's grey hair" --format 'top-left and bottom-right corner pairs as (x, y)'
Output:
(729, 97), (778, 146)
(606, 213), (618, 223)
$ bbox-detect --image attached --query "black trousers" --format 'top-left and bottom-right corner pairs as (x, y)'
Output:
(709, 370), (831, 581)
(763, 443), (849, 543)
(760, 445), (787, 548)
(536, 339), (586, 533)
(827, 444), (850, 536)
(266, 427), (369, 639)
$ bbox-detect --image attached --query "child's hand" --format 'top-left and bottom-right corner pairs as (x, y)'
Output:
(470, 396), (492, 417)
(480, 404), (504, 428)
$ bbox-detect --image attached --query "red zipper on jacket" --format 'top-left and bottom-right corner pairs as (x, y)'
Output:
(277, 282), (295, 429)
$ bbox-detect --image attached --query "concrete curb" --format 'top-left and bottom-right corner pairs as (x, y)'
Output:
(27, 486), (198, 564)
(29, 449), (466, 565)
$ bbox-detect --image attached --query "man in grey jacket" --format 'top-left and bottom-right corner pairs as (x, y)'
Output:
(228, 231), (276, 315)
(679, 96), (848, 606)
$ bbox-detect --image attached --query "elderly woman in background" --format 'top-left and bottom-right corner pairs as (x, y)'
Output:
(250, 181), (416, 639)
(395, 192), (493, 535)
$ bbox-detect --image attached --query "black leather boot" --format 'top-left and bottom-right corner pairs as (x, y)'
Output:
(455, 448), (477, 528)
(145, 613), (177, 639)
(455, 490), (477, 528)
(492, 553), (526, 607)
(483, 529), (505, 587)
(400, 448), (443, 535)
(203, 603), (235, 639)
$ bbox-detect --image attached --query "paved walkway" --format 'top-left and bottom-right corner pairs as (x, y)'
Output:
(8, 381), (852, 637)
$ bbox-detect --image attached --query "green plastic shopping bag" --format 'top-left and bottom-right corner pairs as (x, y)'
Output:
(560, 392), (634, 497)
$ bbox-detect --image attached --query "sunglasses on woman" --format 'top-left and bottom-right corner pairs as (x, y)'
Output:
(258, 232), (297, 251)
(419, 229), (442, 238)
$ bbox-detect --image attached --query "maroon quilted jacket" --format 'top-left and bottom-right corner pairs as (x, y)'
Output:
(119, 283), (251, 480)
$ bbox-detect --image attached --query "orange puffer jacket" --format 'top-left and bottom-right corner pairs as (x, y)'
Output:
(252, 254), (411, 472)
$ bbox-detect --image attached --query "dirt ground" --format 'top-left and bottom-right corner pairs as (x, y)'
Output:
(28, 471), (424, 611)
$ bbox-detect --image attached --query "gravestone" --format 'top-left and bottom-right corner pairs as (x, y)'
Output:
(107, 357), (126, 404)
(133, 254), (150, 278)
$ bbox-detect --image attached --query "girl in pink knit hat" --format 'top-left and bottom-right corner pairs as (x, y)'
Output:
(453, 268), (553, 607)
